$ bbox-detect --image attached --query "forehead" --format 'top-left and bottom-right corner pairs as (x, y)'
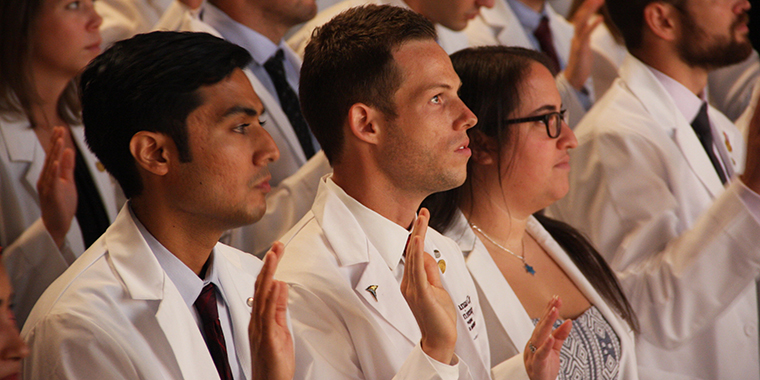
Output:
(392, 39), (460, 96)
(192, 69), (263, 120)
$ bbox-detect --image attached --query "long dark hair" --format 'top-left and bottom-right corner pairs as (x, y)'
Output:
(0, 0), (80, 124)
(423, 46), (638, 332)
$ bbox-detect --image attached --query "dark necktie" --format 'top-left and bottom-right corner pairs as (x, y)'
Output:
(533, 16), (561, 74)
(263, 49), (316, 159)
(691, 102), (728, 184)
(195, 283), (234, 380)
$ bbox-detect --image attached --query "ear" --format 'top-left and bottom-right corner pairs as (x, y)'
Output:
(469, 130), (499, 165)
(346, 103), (383, 145)
(643, 2), (680, 42)
(129, 131), (171, 177)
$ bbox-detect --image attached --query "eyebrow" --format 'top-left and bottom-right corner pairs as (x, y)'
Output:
(221, 105), (261, 119)
(528, 104), (561, 116)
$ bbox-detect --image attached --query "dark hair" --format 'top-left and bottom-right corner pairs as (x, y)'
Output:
(80, 31), (252, 199)
(0, 0), (80, 124)
(606, 0), (685, 50)
(299, 4), (437, 164)
(423, 46), (638, 332)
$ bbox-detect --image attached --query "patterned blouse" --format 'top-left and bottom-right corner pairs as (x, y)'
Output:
(533, 305), (621, 380)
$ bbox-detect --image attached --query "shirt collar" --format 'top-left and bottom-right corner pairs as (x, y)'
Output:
(648, 65), (705, 123)
(507, 0), (548, 33)
(202, 3), (283, 66)
(324, 176), (412, 271)
(129, 204), (224, 309)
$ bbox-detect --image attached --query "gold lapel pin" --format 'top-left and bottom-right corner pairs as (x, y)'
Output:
(96, 162), (106, 172)
(437, 260), (446, 274)
(366, 285), (379, 301)
(723, 131), (733, 152)
(246, 297), (254, 307)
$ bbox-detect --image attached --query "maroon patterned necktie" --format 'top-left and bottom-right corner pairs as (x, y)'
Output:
(195, 283), (234, 380)
(533, 16), (561, 73)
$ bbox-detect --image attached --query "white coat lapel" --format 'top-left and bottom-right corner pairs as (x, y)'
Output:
(0, 117), (43, 201)
(106, 206), (220, 380)
(312, 181), (422, 345)
(621, 55), (725, 197)
(217, 246), (257, 380)
(484, 0), (533, 49)
(243, 69), (306, 165)
(70, 126), (118, 221)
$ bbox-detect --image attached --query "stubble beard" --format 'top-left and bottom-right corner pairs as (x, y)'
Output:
(676, 10), (752, 70)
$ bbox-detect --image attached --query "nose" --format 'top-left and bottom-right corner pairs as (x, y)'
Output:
(558, 121), (578, 149)
(736, 0), (750, 12)
(87, 0), (103, 31)
(455, 100), (478, 131)
(253, 127), (280, 166)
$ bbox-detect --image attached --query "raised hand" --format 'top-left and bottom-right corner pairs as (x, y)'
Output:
(37, 126), (77, 249)
(400, 208), (458, 365)
(564, 0), (604, 91)
(249, 242), (294, 380)
(524, 296), (573, 380)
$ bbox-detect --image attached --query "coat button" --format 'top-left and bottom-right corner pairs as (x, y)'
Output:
(744, 324), (756, 337)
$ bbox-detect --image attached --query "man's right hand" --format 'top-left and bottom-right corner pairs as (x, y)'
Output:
(400, 208), (458, 365)
(37, 126), (77, 249)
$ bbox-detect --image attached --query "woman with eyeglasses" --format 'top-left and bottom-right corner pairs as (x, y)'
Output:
(423, 46), (640, 380)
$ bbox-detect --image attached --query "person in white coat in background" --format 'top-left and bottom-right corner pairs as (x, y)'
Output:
(276, 5), (570, 380)
(21, 31), (294, 380)
(463, 0), (603, 128)
(0, 0), (120, 327)
(423, 45), (641, 380)
(288, 0), (495, 56)
(547, 0), (760, 378)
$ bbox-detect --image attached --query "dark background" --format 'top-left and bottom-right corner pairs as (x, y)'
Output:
(752, 0), (759, 49)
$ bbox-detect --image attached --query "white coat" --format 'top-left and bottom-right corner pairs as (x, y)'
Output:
(96, 0), (175, 48)
(588, 24), (760, 121)
(21, 204), (262, 380)
(547, 53), (760, 380)
(276, 176), (508, 380)
(287, 0), (470, 57)
(0, 115), (119, 326)
(443, 212), (639, 380)
(463, 0), (593, 128)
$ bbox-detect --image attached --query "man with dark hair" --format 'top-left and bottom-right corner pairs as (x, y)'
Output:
(277, 5), (567, 380)
(21, 31), (294, 380)
(548, 0), (760, 378)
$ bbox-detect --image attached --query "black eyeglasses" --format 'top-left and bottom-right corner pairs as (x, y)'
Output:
(504, 109), (566, 138)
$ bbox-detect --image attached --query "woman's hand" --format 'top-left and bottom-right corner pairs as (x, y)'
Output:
(524, 296), (572, 380)
(37, 126), (77, 249)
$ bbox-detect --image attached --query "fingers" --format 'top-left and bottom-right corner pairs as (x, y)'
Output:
(274, 281), (289, 327)
(529, 297), (560, 353)
(551, 320), (573, 350)
(572, 0), (604, 25)
(252, 242), (285, 319)
(403, 210), (429, 291)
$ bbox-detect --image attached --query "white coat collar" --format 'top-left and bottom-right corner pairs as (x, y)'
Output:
(619, 54), (739, 197)
(310, 175), (422, 345)
(478, 0), (572, 64)
(106, 204), (254, 380)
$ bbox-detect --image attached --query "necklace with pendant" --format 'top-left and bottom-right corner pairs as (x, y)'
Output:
(469, 223), (536, 275)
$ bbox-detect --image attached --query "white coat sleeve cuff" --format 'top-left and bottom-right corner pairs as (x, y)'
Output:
(736, 178), (760, 226)
(396, 343), (462, 380)
(490, 352), (531, 380)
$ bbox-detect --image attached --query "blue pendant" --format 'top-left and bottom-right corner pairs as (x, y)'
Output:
(524, 263), (536, 275)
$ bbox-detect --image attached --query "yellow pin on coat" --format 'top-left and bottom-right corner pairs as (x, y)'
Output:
(366, 285), (379, 301)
